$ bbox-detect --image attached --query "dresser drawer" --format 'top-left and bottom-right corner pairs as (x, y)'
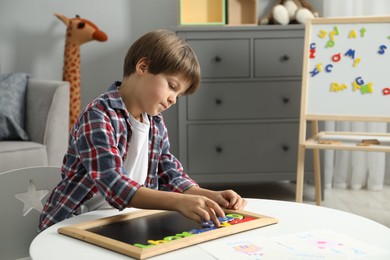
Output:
(254, 38), (303, 78)
(187, 123), (301, 174)
(187, 39), (250, 78)
(187, 81), (301, 120)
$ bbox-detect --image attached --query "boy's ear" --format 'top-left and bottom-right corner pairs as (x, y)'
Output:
(136, 57), (149, 75)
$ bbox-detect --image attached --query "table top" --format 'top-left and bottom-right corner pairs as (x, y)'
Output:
(30, 199), (390, 260)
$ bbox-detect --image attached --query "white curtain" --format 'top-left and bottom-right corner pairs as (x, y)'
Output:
(322, 0), (390, 190)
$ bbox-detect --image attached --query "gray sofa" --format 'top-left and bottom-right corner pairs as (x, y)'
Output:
(0, 79), (70, 173)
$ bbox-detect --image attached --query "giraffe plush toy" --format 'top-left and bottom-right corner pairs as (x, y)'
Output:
(54, 13), (108, 131)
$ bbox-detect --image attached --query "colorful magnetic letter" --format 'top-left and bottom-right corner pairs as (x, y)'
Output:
(325, 64), (333, 72)
(355, 77), (364, 85)
(330, 82), (347, 92)
(226, 214), (244, 220)
(348, 30), (357, 38)
(310, 68), (320, 77)
(326, 40), (335, 48)
(360, 27), (366, 37)
(361, 83), (373, 94)
(329, 30), (337, 40)
(378, 45), (387, 54)
(332, 53), (341, 62)
(353, 58), (361, 67)
(333, 26), (339, 35)
(201, 221), (215, 228)
(318, 30), (327, 38)
(344, 49), (355, 59)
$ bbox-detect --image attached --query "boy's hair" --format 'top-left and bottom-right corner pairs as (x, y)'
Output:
(123, 30), (201, 95)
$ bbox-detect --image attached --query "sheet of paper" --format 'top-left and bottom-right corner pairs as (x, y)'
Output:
(198, 230), (389, 259)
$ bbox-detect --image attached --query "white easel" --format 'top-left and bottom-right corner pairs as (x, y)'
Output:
(296, 16), (390, 205)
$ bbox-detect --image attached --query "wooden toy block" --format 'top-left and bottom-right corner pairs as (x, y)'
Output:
(357, 139), (381, 146)
(317, 140), (342, 145)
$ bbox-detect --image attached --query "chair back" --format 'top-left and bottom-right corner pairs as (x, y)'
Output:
(0, 167), (61, 259)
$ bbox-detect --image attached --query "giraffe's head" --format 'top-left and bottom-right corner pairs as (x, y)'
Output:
(54, 13), (108, 46)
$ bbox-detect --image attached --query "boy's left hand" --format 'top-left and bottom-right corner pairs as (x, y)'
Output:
(213, 190), (247, 210)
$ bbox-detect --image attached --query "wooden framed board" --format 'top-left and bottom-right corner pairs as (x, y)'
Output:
(303, 17), (390, 121)
(58, 209), (278, 259)
(296, 16), (390, 206)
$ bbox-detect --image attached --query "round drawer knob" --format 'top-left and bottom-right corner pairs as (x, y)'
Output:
(215, 98), (223, 105)
(282, 145), (290, 152)
(214, 56), (222, 62)
(215, 146), (223, 153)
(282, 97), (290, 104)
(280, 55), (290, 62)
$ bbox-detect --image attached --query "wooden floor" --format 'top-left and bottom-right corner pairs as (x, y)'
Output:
(204, 181), (390, 228)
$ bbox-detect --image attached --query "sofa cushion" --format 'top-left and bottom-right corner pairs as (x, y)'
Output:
(0, 73), (29, 141)
(0, 141), (47, 173)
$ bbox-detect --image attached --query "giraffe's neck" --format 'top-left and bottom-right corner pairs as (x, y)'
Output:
(63, 42), (80, 82)
(63, 41), (82, 131)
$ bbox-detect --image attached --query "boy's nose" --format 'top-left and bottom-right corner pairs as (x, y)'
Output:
(168, 96), (176, 105)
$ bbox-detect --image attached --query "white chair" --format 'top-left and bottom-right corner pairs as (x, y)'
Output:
(0, 167), (61, 260)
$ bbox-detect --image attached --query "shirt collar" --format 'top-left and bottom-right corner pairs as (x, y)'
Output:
(106, 81), (127, 111)
(107, 81), (162, 123)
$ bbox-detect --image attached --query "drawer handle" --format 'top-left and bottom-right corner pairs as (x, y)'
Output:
(280, 55), (290, 62)
(214, 56), (222, 62)
(282, 97), (290, 104)
(215, 98), (223, 105)
(282, 145), (290, 152)
(215, 146), (223, 153)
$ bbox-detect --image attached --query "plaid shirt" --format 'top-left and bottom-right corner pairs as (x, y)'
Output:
(38, 82), (197, 232)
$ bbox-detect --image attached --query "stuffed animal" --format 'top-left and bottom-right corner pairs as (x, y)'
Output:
(259, 0), (319, 25)
(55, 13), (108, 131)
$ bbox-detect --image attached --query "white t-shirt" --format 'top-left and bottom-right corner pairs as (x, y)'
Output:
(123, 112), (150, 184)
(80, 113), (150, 213)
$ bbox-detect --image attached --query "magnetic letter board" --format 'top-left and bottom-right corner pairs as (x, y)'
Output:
(302, 16), (390, 120)
(296, 16), (390, 206)
(58, 209), (277, 259)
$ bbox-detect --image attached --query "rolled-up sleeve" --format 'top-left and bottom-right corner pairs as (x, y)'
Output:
(153, 115), (198, 192)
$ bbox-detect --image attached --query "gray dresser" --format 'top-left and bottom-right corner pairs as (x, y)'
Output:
(175, 25), (313, 185)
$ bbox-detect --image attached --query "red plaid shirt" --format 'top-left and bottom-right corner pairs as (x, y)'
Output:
(38, 82), (197, 232)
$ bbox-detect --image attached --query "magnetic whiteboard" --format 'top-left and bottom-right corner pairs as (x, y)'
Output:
(302, 17), (390, 121)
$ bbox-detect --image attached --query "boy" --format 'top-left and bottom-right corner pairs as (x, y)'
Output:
(39, 30), (246, 232)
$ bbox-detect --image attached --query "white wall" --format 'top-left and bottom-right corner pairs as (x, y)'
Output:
(0, 0), (322, 155)
(0, 0), (181, 152)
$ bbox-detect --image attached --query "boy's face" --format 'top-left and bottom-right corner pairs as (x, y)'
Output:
(138, 70), (191, 116)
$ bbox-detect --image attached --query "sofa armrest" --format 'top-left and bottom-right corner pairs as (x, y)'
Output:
(26, 79), (70, 166)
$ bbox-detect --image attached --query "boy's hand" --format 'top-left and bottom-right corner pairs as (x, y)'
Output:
(181, 186), (247, 225)
(212, 189), (247, 210)
(174, 194), (225, 227)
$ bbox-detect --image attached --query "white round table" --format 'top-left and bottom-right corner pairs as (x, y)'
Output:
(30, 199), (390, 259)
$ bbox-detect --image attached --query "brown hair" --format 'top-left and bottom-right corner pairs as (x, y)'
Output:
(123, 30), (201, 95)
